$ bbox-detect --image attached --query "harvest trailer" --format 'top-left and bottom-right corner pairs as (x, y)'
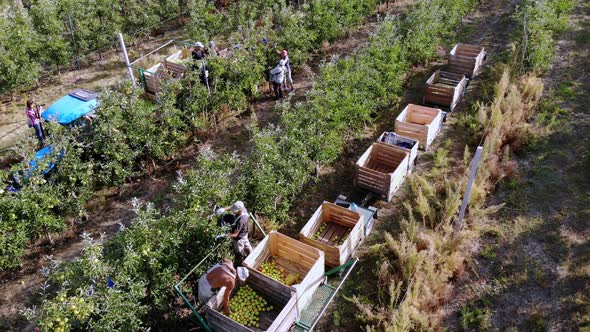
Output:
(175, 198), (377, 332)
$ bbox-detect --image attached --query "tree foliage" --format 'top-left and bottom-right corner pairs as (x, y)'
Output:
(0, 4), (40, 92)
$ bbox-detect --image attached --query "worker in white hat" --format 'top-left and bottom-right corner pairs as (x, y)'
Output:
(220, 201), (253, 263)
(192, 41), (206, 61)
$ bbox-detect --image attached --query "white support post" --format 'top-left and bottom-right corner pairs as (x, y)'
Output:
(457, 146), (483, 230)
(118, 33), (136, 86)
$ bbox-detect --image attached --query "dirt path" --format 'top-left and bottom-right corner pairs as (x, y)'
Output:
(441, 3), (590, 331)
(0, 3), (409, 330)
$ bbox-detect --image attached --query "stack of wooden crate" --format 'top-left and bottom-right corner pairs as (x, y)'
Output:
(447, 43), (486, 78)
(354, 143), (409, 202)
(423, 70), (468, 111)
(299, 202), (366, 267)
(394, 104), (444, 150)
(243, 231), (325, 312)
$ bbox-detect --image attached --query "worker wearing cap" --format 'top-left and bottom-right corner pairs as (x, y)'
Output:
(198, 258), (236, 314)
(192, 41), (209, 86)
(279, 49), (294, 92)
(269, 59), (286, 100)
(192, 41), (207, 60)
(222, 201), (253, 262)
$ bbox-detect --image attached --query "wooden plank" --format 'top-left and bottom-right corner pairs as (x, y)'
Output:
(276, 246), (316, 271)
(275, 232), (321, 256)
(322, 222), (338, 243)
(274, 256), (306, 276)
(317, 221), (331, 241)
(439, 70), (466, 80)
(247, 269), (294, 305)
(426, 85), (455, 94)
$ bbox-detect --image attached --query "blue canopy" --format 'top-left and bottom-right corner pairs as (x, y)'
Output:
(23, 145), (63, 180)
(42, 93), (97, 125)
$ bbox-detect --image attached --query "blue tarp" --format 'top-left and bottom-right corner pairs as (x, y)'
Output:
(23, 145), (63, 180)
(41, 94), (97, 125)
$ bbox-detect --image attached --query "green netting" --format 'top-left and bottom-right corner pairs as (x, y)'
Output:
(295, 283), (336, 331)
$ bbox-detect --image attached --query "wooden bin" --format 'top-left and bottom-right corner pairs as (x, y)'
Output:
(447, 43), (486, 78)
(163, 49), (191, 76)
(204, 270), (297, 332)
(243, 231), (324, 312)
(355, 143), (409, 201)
(299, 202), (364, 267)
(142, 62), (163, 95)
(394, 104), (444, 150)
(423, 70), (468, 111)
(377, 132), (419, 173)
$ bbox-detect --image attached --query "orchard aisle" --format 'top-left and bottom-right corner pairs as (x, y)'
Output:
(442, 2), (590, 330)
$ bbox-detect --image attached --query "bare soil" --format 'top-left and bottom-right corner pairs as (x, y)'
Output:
(441, 3), (590, 331)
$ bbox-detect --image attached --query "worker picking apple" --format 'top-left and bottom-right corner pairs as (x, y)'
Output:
(217, 201), (253, 265)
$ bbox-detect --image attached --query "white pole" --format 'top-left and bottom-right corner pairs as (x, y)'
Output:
(118, 33), (136, 86)
(457, 146), (483, 230)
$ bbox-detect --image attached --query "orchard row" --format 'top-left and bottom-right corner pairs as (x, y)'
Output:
(22, 0), (489, 330)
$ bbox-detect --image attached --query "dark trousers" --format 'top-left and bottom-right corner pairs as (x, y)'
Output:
(272, 82), (283, 99)
(32, 123), (44, 142)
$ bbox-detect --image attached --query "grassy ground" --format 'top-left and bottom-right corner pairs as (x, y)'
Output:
(442, 2), (590, 330)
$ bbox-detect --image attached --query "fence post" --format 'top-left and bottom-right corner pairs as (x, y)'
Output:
(457, 146), (483, 230)
(118, 33), (136, 86)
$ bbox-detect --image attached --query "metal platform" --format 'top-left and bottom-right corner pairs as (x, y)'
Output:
(294, 258), (358, 332)
(295, 283), (336, 331)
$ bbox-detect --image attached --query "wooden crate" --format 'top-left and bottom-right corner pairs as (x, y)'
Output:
(355, 143), (409, 201)
(377, 132), (419, 173)
(394, 104), (444, 150)
(299, 202), (365, 267)
(447, 43), (486, 78)
(163, 48), (191, 75)
(142, 62), (163, 95)
(423, 70), (468, 111)
(204, 270), (297, 332)
(243, 231), (324, 313)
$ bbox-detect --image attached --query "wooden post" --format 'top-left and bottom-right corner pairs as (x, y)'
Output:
(457, 146), (483, 230)
(118, 33), (136, 86)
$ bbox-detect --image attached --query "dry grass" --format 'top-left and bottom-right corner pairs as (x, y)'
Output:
(353, 68), (545, 330)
